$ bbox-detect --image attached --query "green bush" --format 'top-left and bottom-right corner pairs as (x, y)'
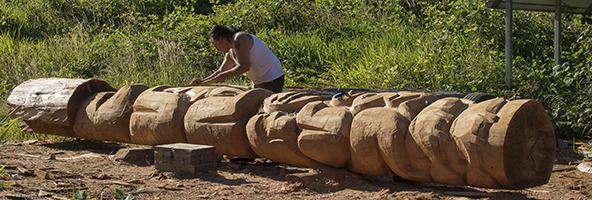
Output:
(0, 0), (591, 139)
(0, 0), (68, 39)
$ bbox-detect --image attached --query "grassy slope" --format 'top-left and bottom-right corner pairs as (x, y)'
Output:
(0, 0), (591, 139)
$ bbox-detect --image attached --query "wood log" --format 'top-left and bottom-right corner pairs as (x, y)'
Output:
(492, 100), (555, 189)
(73, 92), (115, 139)
(246, 112), (320, 167)
(329, 90), (365, 107)
(163, 86), (215, 103)
(263, 91), (323, 114)
(348, 91), (437, 120)
(187, 120), (251, 157)
(349, 93), (386, 116)
(129, 86), (191, 145)
(296, 101), (352, 168)
(73, 84), (148, 143)
(409, 97), (473, 185)
(206, 86), (246, 97)
(373, 107), (431, 181)
(185, 88), (269, 122)
(6, 78), (115, 136)
(384, 91), (424, 107)
(349, 107), (394, 176)
(451, 98), (507, 188)
(396, 93), (438, 121)
(404, 125), (434, 182)
(7, 78), (557, 189)
(184, 88), (273, 158)
(450, 98), (555, 189)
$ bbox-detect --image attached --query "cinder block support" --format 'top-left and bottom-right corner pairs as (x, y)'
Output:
(154, 143), (218, 175)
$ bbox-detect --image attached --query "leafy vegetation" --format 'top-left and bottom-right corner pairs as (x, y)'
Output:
(0, 0), (590, 139)
(73, 189), (134, 200)
(115, 189), (135, 200)
(0, 109), (18, 146)
(0, 109), (49, 143)
(73, 190), (88, 200)
(0, 165), (14, 189)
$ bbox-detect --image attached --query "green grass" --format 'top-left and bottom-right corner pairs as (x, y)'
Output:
(0, 0), (591, 139)
(73, 189), (135, 200)
(0, 108), (64, 143)
(0, 165), (15, 189)
(0, 118), (54, 143)
(0, 109), (17, 145)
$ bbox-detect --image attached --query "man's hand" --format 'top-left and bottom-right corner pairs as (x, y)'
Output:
(187, 78), (203, 86)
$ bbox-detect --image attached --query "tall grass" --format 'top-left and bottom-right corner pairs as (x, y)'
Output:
(0, 110), (18, 145)
(329, 27), (505, 93)
(0, 108), (48, 143)
(0, 0), (590, 139)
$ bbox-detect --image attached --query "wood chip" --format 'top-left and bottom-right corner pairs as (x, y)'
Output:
(111, 181), (135, 187)
(17, 166), (35, 176)
(443, 191), (494, 198)
(38, 190), (52, 197)
(59, 153), (103, 160)
(22, 139), (39, 145)
(157, 184), (184, 191)
(49, 152), (66, 160)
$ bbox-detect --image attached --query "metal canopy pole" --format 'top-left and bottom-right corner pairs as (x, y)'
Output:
(555, 0), (562, 67)
(505, 0), (513, 89)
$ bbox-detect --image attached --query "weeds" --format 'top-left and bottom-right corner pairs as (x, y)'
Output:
(73, 189), (135, 200)
(0, 108), (38, 144)
(0, 0), (590, 139)
(73, 190), (87, 200)
(0, 109), (18, 146)
(115, 189), (135, 200)
(0, 165), (15, 189)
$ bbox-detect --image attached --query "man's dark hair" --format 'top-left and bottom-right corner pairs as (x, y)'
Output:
(208, 25), (242, 41)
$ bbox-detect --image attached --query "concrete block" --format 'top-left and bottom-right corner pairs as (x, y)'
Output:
(154, 143), (218, 175)
(156, 162), (218, 175)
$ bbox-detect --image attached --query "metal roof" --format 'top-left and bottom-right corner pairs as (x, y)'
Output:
(486, 0), (592, 14)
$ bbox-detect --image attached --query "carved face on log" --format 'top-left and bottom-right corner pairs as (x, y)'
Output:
(184, 88), (274, 158)
(246, 112), (320, 167)
(8, 78), (557, 189)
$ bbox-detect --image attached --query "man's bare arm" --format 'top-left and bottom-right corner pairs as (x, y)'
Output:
(188, 52), (236, 86)
(190, 33), (254, 86)
(201, 33), (254, 85)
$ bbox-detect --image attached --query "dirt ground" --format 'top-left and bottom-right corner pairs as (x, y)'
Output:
(1, 139), (591, 200)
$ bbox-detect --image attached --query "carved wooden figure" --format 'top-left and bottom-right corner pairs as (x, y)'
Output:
(7, 78), (556, 189)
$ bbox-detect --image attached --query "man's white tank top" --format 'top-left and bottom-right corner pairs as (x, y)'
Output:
(230, 34), (284, 84)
